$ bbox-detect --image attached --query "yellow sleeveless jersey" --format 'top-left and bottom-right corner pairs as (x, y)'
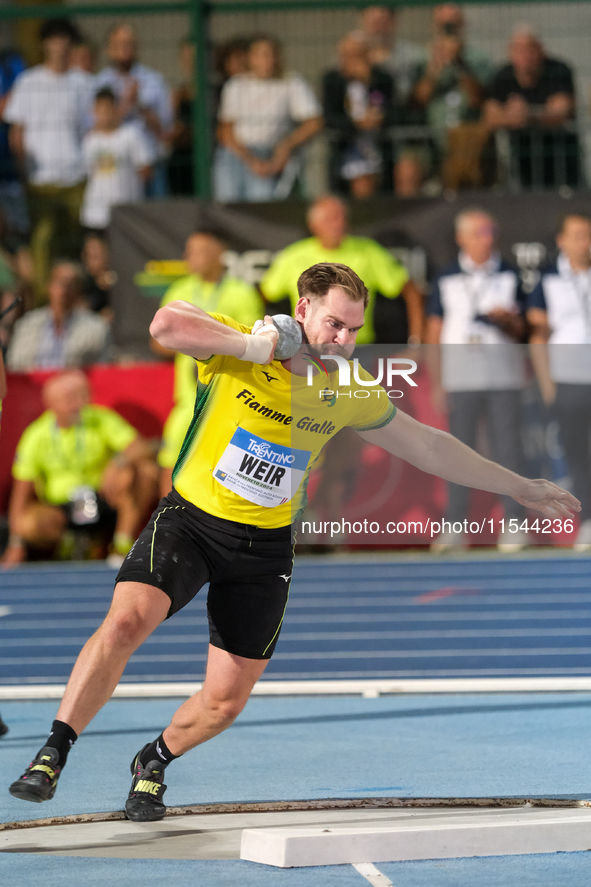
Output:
(173, 314), (396, 528)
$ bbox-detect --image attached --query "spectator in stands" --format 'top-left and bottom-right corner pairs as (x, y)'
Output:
(414, 5), (493, 132)
(214, 37), (249, 100)
(152, 229), (263, 494)
(81, 87), (154, 232)
(484, 27), (578, 189)
(358, 6), (425, 109)
(168, 38), (195, 196)
(0, 49), (28, 239)
(323, 32), (396, 199)
(214, 35), (322, 202)
(81, 232), (115, 318)
(0, 225), (32, 352)
(426, 208), (527, 551)
(69, 36), (97, 76)
(3, 19), (93, 299)
(0, 348), (6, 732)
(261, 195), (423, 344)
(1, 370), (158, 567)
(6, 260), (110, 370)
(411, 4), (494, 191)
(0, 199), (34, 288)
(95, 23), (173, 199)
(527, 213), (591, 550)
(357, 8), (430, 196)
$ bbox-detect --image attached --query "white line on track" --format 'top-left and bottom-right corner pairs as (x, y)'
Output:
(2, 610), (591, 631)
(4, 647), (591, 666)
(353, 863), (394, 885)
(5, 595), (591, 612)
(5, 674), (591, 699)
(5, 628), (591, 648)
(0, 606), (11, 618)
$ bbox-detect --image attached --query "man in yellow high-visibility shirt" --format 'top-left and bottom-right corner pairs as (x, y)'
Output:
(1, 370), (158, 567)
(261, 195), (424, 344)
(261, 196), (424, 523)
(153, 229), (264, 494)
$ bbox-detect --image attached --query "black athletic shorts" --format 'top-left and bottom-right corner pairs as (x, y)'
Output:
(115, 489), (295, 660)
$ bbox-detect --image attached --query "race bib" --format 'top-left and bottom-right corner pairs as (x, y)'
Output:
(213, 427), (311, 508)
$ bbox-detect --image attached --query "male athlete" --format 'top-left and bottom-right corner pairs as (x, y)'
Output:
(9, 262), (579, 821)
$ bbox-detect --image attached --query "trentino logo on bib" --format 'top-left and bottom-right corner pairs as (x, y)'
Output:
(214, 427), (311, 508)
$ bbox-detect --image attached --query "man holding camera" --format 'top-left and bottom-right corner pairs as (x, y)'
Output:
(413, 4), (494, 137)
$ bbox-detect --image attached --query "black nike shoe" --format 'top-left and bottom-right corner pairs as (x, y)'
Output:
(125, 744), (167, 822)
(9, 747), (61, 803)
(0, 715), (8, 737)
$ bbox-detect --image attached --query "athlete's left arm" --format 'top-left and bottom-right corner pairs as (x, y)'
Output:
(357, 409), (581, 518)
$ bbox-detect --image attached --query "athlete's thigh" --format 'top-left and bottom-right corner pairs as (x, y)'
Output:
(201, 643), (270, 706)
(115, 493), (212, 619)
(105, 581), (171, 639)
(207, 545), (293, 660)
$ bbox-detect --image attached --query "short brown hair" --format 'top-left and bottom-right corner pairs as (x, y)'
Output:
(248, 34), (284, 78)
(558, 212), (591, 234)
(297, 262), (369, 308)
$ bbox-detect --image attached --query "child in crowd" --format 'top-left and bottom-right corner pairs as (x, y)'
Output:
(81, 87), (154, 231)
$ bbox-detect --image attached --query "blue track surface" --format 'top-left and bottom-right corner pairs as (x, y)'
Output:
(3, 693), (591, 824)
(1, 556), (591, 684)
(3, 855), (591, 887)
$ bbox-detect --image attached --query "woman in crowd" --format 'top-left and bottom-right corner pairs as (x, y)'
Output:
(214, 35), (322, 202)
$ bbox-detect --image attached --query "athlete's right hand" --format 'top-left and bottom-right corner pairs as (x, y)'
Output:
(251, 315), (279, 365)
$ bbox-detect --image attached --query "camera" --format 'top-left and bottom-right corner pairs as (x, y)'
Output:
(441, 21), (460, 37)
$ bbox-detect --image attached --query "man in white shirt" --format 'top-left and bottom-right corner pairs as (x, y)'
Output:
(95, 24), (172, 199)
(6, 260), (110, 371)
(426, 208), (528, 551)
(3, 18), (94, 297)
(527, 213), (591, 550)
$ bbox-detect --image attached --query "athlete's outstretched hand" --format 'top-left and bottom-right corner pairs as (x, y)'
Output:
(512, 478), (581, 518)
(251, 315), (279, 365)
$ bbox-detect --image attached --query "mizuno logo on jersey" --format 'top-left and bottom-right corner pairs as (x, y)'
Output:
(236, 389), (293, 425)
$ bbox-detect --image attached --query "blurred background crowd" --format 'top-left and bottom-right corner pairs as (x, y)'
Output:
(1, 4), (591, 566)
